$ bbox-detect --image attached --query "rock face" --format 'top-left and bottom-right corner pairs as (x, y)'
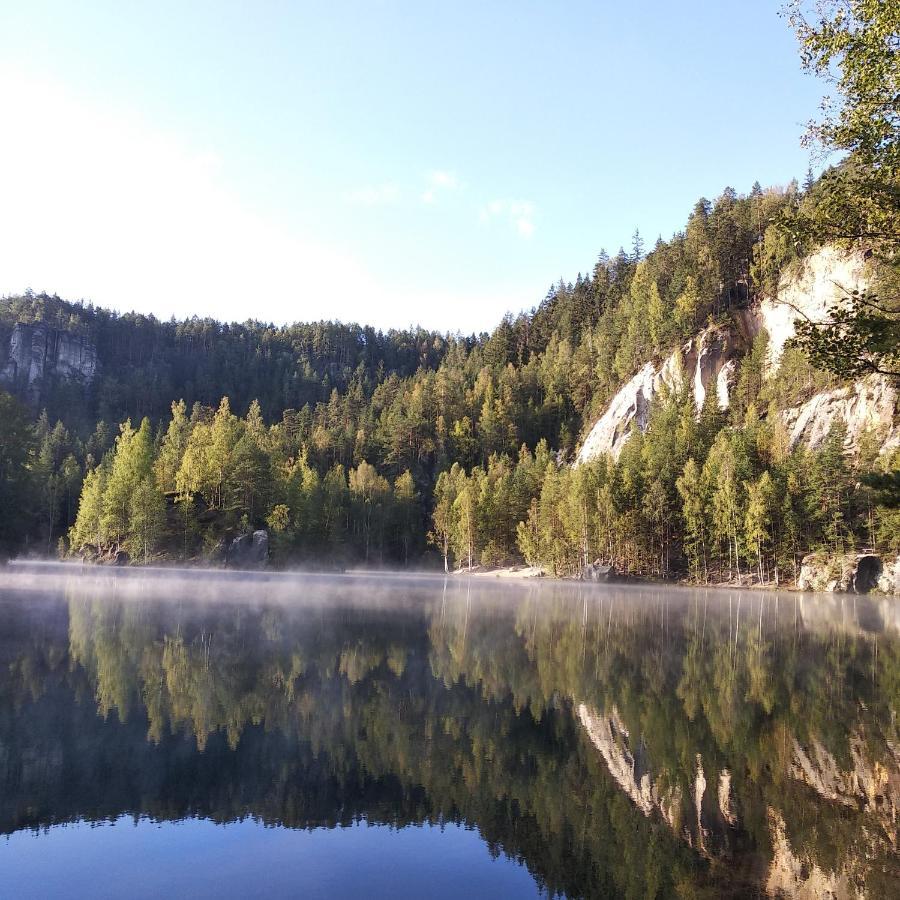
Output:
(781, 375), (898, 453)
(576, 323), (743, 463)
(797, 552), (886, 594)
(0, 322), (97, 403)
(754, 246), (870, 374)
(226, 530), (269, 569)
(577, 246), (895, 465)
(877, 555), (900, 595)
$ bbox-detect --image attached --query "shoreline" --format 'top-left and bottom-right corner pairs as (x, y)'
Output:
(5, 557), (898, 598)
(449, 563), (900, 596)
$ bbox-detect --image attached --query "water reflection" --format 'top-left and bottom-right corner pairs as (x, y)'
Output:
(1, 569), (898, 898)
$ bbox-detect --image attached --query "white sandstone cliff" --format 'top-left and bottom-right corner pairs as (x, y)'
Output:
(780, 374), (898, 453)
(576, 324), (741, 463)
(577, 247), (895, 464)
(755, 245), (870, 374)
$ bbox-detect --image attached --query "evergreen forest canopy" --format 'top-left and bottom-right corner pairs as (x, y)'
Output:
(0, 0), (897, 574)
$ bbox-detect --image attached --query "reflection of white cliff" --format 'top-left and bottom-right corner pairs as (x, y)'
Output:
(578, 701), (899, 898)
(799, 593), (900, 635)
(576, 703), (731, 852)
(790, 736), (899, 849)
(767, 809), (866, 900)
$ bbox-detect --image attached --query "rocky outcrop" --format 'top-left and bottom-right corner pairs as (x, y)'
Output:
(781, 375), (898, 453)
(877, 555), (900, 595)
(576, 324), (743, 462)
(797, 552), (886, 594)
(0, 322), (97, 403)
(577, 246), (894, 465)
(754, 246), (870, 374)
(226, 530), (269, 569)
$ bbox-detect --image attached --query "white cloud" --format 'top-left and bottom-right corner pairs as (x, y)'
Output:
(479, 199), (536, 238)
(421, 169), (460, 203)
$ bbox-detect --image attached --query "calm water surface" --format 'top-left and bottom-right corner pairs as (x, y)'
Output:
(0, 566), (897, 898)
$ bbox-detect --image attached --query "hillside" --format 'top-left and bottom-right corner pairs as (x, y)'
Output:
(577, 246), (898, 463)
(1, 178), (897, 585)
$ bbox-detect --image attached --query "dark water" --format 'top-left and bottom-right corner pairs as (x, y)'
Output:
(1, 567), (898, 898)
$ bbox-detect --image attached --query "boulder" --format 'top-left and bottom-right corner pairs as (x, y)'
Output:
(876, 555), (900, 595)
(582, 562), (616, 582)
(226, 530), (269, 569)
(797, 552), (883, 593)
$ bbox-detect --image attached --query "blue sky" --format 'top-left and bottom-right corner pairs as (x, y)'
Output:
(0, 1), (825, 332)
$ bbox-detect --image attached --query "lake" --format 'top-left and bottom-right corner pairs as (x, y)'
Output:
(1, 566), (897, 898)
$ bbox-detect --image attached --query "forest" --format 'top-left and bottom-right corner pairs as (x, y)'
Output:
(0, 1), (897, 579)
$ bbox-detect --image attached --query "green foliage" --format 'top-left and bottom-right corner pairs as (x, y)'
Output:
(781, 1), (900, 378)
(0, 391), (37, 557)
(5, 155), (895, 573)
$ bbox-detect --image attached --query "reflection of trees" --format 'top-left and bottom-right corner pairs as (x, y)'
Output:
(0, 577), (898, 897)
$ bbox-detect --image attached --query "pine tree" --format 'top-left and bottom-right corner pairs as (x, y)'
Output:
(155, 400), (190, 492)
(677, 458), (707, 582)
(129, 475), (166, 563)
(744, 471), (776, 583)
(101, 418), (154, 552)
(392, 470), (418, 565)
(430, 465), (462, 572)
(69, 465), (107, 554)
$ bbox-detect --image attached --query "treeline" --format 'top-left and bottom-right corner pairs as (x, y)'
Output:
(65, 398), (424, 566)
(53, 377), (899, 577)
(3, 181), (814, 462)
(2, 176), (896, 572)
(0, 293), (453, 429)
(437, 386), (899, 579)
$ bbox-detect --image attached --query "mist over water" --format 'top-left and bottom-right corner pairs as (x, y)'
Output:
(1, 566), (898, 898)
